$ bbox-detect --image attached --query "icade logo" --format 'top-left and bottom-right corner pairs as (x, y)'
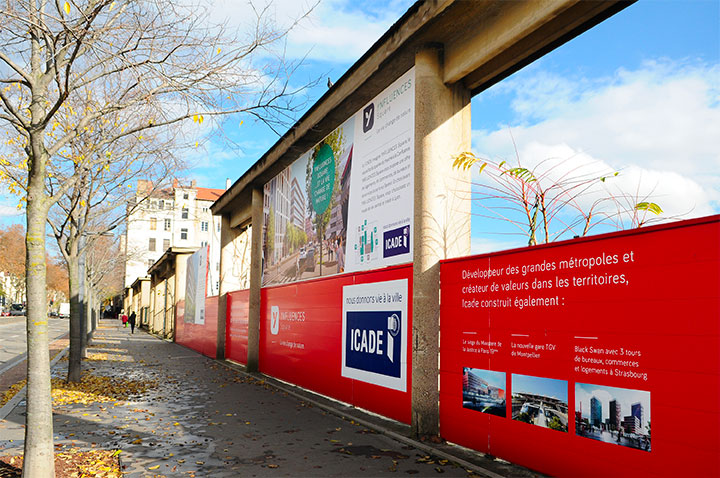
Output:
(345, 310), (402, 378)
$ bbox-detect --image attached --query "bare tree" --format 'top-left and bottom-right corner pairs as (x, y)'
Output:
(48, 115), (183, 383)
(0, 1), (313, 474)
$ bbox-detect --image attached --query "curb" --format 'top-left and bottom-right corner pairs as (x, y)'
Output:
(0, 346), (69, 421)
(217, 359), (509, 478)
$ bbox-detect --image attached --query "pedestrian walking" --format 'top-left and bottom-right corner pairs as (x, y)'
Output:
(121, 309), (128, 327)
(336, 237), (345, 273)
(128, 311), (137, 334)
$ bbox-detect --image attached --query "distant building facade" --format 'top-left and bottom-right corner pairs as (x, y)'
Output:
(609, 399), (621, 430)
(124, 179), (224, 295)
(590, 396), (602, 427)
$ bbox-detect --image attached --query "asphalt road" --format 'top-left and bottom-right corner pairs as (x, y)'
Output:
(0, 316), (69, 375)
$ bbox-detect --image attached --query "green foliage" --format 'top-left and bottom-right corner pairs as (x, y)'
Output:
(305, 126), (345, 242)
(548, 415), (567, 432)
(516, 412), (532, 424)
(284, 222), (307, 252)
(502, 167), (536, 183)
(635, 202), (663, 215)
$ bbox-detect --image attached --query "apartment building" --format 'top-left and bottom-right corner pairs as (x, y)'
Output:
(124, 179), (225, 295)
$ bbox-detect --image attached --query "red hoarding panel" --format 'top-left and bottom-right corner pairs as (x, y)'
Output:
(260, 265), (412, 424)
(439, 216), (720, 478)
(174, 296), (218, 359)
(226, 289), (250, 365)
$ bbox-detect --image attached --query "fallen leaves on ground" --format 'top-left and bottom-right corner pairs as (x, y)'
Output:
(85, 352), (133, 362)
(51, 373), (157, 405)
(0, 449), (121, 477)
(0, 380), (26, 408)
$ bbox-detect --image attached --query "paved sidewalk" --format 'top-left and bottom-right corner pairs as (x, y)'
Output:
(0, 320), (542, 477)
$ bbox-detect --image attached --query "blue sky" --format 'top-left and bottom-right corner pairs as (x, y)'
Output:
(512, 374), (568, 401)
(2, 0), (719, 255)
(467, 368), (505, 391)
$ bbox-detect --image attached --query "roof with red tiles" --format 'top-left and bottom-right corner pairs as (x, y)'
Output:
(195, 187), (225, 202)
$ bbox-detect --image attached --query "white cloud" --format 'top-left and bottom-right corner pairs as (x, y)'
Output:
(473, 60), (720, 224)
(200, 0), (414, 64)
(0, 204), (22, 218)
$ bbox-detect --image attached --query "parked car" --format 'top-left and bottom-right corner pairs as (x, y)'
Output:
(9, 304), (25, 316)
(304, 247), (316, 272)
(59, 302), (70, 318)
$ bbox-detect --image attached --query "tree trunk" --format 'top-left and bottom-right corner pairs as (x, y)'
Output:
(23, 149), (55, 477)
(67, 254), (83, 383)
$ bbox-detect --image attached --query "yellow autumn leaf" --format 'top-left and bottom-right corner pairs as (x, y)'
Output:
(148, 464), (160, 470)
(109, 1), (115, 11)
(217, 47), (221, 54)
(63, 2), (70, 14)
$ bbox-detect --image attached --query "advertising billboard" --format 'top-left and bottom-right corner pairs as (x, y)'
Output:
(260, 265), (413, 423)
(439, 216), (720, 478)
(226, 289), (250, 365)
(262, 68), (415, 286)
(341, 279), (408, 392)
(184, 246), (208, 325)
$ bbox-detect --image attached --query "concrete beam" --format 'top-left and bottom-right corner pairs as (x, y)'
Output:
(443, 0), (631, 93)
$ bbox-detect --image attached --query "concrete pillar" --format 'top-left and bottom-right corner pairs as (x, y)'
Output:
(216, 214), (233, 359)
(141, 280), (150, 327)
(412, 44), (472, 438)
(125, 288), (133, 315)
(149, 280), (157, 333)
(174, 255), (188, 334)
(247, 187), (263, 372)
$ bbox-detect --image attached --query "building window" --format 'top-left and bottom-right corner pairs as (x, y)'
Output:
(180, 228), (188, 240)
(200, 240), (208, 247)
(164, 218), (171, 231)
(216, 222), (221, 232)
(147, 259), (154, 269)
(158, 200), (164, 209)
(182, 207), (188, 219)
(149, 217), (157, 230)
(201, 221), (208, 232)
(183, 192), (189, 199)
(163, 239), (170, 250)
(202, 207), (209, 213)
(148, 238), (156, 251)
(216, 262), (220, 271)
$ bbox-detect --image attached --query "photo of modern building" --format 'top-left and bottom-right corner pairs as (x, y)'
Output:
(462, 368), (506, 417)
(511, 374), (568, 432)
(262, 117), (355, 286)
(575, 383), (651, 452)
